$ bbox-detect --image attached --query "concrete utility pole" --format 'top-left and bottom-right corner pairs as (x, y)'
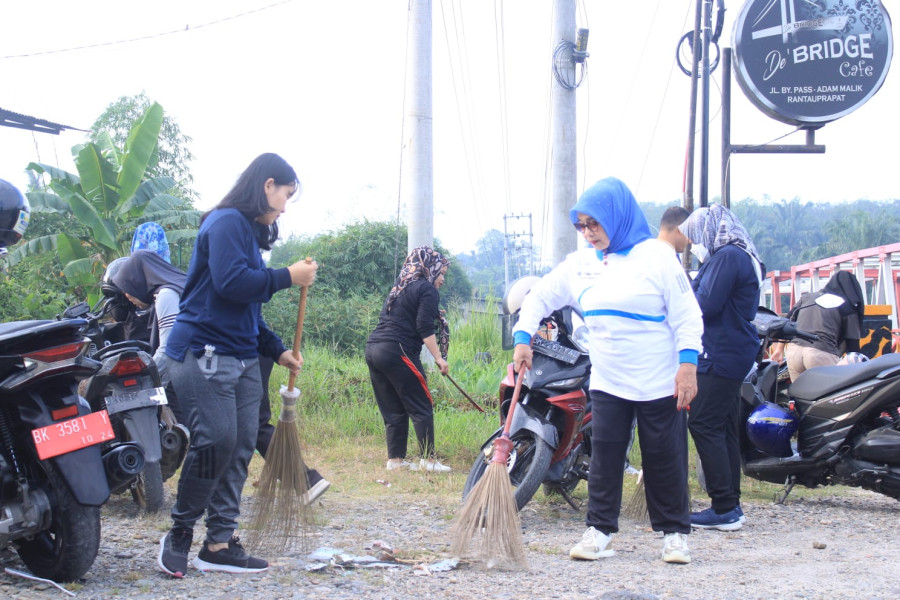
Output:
(549, 0), (577, 267)
(403, 0), (434, 253)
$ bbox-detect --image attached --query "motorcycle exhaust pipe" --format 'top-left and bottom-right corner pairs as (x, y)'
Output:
(102, 442), (146, 493)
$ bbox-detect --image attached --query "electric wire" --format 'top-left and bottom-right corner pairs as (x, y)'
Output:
(394, 2), (414, 280)
(0, 0), (296, 60)
(439, 0), (482, 234)
(443, 0), (487, 235)
(634, 1), (694, 199)
(494, 0), (512, 219)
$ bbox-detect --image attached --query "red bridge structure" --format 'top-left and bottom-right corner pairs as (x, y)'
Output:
(761, 243), (900, 357)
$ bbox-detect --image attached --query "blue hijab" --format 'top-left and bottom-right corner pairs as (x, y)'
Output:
(131, 222), (171, 263)
(570, 177), (652, 254)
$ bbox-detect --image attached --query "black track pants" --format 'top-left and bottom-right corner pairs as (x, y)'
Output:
(365, 341), (435, 460)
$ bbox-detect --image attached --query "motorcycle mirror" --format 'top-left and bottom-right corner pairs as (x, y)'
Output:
(815, 293), (845, 310)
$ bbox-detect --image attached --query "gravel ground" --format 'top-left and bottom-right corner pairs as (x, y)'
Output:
(3, 479), (900, 600)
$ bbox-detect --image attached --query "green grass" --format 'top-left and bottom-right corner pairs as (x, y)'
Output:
(260, 306), (849, 507)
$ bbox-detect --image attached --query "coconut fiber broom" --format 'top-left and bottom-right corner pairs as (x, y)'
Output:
(247, 261), (314, 553)
(450, 369), (528, 570)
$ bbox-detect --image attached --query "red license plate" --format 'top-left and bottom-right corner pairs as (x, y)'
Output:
(31, 410), (115, 460)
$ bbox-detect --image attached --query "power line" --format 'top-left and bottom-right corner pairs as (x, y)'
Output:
(0, 0), (295, 60)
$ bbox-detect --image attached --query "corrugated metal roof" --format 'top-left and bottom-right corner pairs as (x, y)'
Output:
(0, 107), (85, 135)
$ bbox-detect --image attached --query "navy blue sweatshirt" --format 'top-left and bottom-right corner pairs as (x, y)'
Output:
(367, 279), (440, 356)
(166, 208), (291, 361)
(691, 244), (760, 380)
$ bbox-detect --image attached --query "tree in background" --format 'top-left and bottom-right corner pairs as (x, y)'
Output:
(90, 92), (197, 203)
(8, 102), (200, 303)
(263, 219), (472, 355)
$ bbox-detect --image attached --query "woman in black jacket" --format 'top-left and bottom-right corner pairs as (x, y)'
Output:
(366, 246), (451, 473)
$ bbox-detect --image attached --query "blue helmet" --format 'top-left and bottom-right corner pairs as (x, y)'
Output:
(746, 402), (798, 458)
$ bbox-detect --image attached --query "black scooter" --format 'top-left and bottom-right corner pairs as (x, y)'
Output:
(0, 317), (144, 582)
(63, 292), (188, 513)
(740, 307), (900, 503)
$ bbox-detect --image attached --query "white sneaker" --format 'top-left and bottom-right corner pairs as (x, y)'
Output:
(569, 526), (614, 560)
(386, 459), (412, 470)
(662, 532), (691, 564)
(412, 459), (452, 473)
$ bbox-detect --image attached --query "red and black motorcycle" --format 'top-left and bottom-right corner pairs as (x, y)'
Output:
(463, 304), (592, 511)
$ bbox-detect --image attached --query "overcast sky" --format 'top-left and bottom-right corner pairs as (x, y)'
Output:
(1, 1), (897, 258)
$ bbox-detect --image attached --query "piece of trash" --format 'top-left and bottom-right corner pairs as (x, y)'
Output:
(375, 479), (392, 487)
(305, 562), (329, 572)
(813, 541), (827, 549)
(4, 568), (76, 597)
(308, 547), (344, 562)
(427, 558), (459, 572)
(369, 540), (395, 561)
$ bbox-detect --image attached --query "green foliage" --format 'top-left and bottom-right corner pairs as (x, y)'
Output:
(0, 251), (72, 321)
(263, 219), (474, 356)
(9, 102), (201, 303)
(264, 300), (509, 464)
(90, 92), (197, 202)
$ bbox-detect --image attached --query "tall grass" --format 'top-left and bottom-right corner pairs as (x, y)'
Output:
(266, 303), (510, 470)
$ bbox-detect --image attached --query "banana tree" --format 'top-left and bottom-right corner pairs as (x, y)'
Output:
(9, 102), (199, 302)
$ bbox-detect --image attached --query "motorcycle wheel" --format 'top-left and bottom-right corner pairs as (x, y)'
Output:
(462, 429), (553, 511)
(15, 463), (101, 583)
(131, 459), (164, 513)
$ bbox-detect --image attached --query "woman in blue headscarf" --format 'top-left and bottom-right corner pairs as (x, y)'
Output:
(512, 177), (703, 565)
(131, 222), (171, 263)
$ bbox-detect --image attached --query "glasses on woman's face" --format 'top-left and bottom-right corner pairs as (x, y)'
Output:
(573, 218), (601, 233)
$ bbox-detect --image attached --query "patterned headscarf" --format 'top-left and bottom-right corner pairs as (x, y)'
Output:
(387, 246), (451, 359)
(679, 204), (762, 263)
(131, 222), (171, 263)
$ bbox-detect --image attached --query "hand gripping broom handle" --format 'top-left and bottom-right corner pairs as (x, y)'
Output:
(287, 257), (313, 392)
(492, 368), (527, 465)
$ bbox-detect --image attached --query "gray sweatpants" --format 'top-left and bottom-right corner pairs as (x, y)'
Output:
(169, 351), (261, 544)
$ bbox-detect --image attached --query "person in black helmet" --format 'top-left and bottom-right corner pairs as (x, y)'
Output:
(0, 179), (30, 251)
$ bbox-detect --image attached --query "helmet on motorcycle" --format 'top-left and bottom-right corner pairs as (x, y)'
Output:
(746, 402), (799, 458)
(502, 275), (541, 315)
(0, 179), (30, 248)
(101, 257), (129, 299)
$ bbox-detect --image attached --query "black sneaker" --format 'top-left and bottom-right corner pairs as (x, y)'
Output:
(192, 537), (268, 573)
(158, 528), (193, 578)
(303, 469), (331, 506)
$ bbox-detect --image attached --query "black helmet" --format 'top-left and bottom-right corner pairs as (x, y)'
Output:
(0, 179), (30, 248)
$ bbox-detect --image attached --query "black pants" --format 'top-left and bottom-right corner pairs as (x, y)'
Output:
(587, 390), (690, 535)
(365, 341), (435, 459)
(256, 355), (276, 457)
(688, 373), (742, 512)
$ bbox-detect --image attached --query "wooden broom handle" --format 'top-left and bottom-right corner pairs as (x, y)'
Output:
(287, 257), (312, 391)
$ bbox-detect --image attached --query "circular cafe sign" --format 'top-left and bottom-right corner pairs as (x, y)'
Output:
(733, 0), (893, 125)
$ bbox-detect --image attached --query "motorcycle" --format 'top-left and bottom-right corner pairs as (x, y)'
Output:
(0, 317), (144, 582)
(62, 289), (188, 513)
(739, 302), (900, 503)
(463, 303), (593, 511)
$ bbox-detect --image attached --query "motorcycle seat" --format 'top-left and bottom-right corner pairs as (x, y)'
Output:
(790, 353), (900, 401)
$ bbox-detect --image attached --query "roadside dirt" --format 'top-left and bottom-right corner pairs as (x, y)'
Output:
(2, 482), (899, 599)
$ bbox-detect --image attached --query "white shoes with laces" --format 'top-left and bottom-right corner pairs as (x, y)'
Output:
(386, 459), (413, 470)
(569, 526), (615, 560)
(662, 532), (691, 564)
(411, 458), (451, 472)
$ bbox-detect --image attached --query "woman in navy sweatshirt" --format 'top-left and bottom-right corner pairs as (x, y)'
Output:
(157, 153), (317, 578)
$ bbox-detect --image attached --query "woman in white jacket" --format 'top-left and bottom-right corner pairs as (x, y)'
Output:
(512, 177), (703, 564)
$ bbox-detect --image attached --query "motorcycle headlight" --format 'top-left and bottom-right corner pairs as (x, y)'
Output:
(546, 377), (585, 389)
(570, 312), (590, 354)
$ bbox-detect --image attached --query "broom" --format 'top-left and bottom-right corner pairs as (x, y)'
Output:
(450, 369), (528, 570)
(247, 260), (314, 553)
(622, 469), (649, 522)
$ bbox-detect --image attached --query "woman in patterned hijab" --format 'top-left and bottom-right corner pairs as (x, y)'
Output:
(131, 222), (171, 263)
(366, 246), (452, 473)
